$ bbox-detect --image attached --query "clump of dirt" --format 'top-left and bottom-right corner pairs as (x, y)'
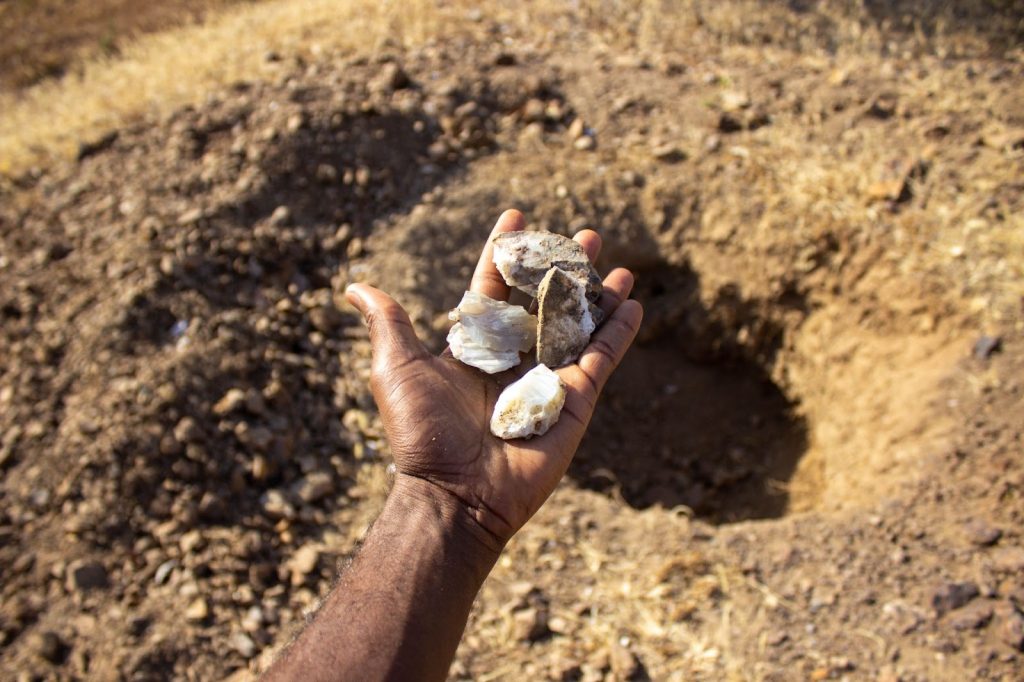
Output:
(1, 13), (1023, 682)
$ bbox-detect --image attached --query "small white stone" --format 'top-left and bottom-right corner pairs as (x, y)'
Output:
(490, 364), (566, 440)
(447, 292), (536, 374)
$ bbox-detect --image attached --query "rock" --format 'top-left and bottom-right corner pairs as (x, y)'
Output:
(66, 559), (109, 592)
(973, 335), (1002, 360)
(173, 417), (202, 444)
(260, 490), (295, 520)
(964, 519), (1001, 546)
(371, 62), (410, 92)
(212, 389), (247, 416)
(289, 545), (321, 585)
(178, 529), (203, 554)
(573, 135), (596, 151)
(447, 291), (537, 374)
(490, 364), (566, 440)
(491, 231), (602, 300)
(294, 472), (335, 504)
(931, 581), (979, 615)
(947, 600), (993, 630)
(995, 602), (1024, 650)
(867, 92), (898, 119)
(652, 142), (686, 162)
(153, 559), (177, 586)
(198, 491), (226, 520)
(236, 423), (273, 451)
(610, 643), (641, 679)
(567, 118), (586, 140)
(185, 597), (209, 623)
(242, 605), (265, 632)
(230, 631), (257, 658)
(720, 90), (750, 112)
(32, 630), (66, 664)
(268, 205), (291, 227)
(512, 607), (549, 642)
(718, 112), (743, 133)
(993, 547), (1024, 573)
(537, 267), (600, 368)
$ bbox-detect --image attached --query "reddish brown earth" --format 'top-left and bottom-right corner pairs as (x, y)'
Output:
(1, 10), (1022, 681)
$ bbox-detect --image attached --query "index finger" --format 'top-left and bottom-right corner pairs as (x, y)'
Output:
(469, 209), (525, 300)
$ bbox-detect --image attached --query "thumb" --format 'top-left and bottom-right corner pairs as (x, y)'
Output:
(345, 283), (427, 369)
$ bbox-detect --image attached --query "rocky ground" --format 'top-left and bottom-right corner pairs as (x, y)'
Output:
(1, 9), (1022, 681)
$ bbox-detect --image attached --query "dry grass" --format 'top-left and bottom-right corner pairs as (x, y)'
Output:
(0, 0), (463, 177)
(2, 0), (1019, 180)
(0, 0), (254, 91)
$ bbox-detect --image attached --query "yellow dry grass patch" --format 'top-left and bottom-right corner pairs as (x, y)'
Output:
(0, 0), (461, 177)
(2, 0), (1012, 180)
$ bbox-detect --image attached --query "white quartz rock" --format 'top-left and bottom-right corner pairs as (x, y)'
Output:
(490, 364), (567, 440)
(492, 231), (602, 300)
(447, 291), (537, 374)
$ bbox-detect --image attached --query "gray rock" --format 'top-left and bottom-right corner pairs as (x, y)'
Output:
(491, 231), (602, 301)
(537, 267), (601, 368)
(931, 581), (979, 615)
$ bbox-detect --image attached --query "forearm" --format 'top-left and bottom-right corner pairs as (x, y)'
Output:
(264, 475), (501, 682)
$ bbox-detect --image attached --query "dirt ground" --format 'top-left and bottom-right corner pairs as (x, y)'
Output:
(1, 2), (1023, 680)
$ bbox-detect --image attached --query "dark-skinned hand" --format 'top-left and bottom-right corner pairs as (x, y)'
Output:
(344, 209), (643, 552)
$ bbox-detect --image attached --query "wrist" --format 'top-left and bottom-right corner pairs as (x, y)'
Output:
(386, 474), (504, 578)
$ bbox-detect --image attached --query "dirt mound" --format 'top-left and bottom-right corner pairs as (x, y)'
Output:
(1, 19), (1022, 682)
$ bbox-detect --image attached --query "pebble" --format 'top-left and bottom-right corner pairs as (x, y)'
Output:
(261, 490), (295, 520)
(66, 559), (109, 592)
(230, 631), (257, 658)
(996, 602), (1024, 650)
(573, 135), (596, 151)
(268, 205), (291, 227)
(947, 600), (993, 630)
(289, 545), (321, 585)
(931, 581), (979, 615)
(992, 547), (1024, 572)
(32, 630), (66, 664)
(964, 519), (1002, 546)
(973, 335), (1002, 360)
(153, 559), (177, 585)
(512, 607), (549, 642)
(185, 597), (209, 623)
(242, 605), (265, 632)
(294, 472), (335, 504)
(212, 389), (247, 416)
(173, 417), (202, 444)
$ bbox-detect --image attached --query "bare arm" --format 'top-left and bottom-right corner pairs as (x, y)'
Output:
(263, 210), (642, 681)
(263, 477), (498, 681)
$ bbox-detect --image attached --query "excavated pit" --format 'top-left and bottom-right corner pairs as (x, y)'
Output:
(571, 258), (810, 523)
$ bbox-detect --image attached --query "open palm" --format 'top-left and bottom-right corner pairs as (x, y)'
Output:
(345, 210), (642, 549)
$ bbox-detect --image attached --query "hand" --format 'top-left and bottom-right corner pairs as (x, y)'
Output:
(345, 209), (642, 552)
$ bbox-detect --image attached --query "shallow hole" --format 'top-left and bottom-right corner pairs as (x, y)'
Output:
(571, 259), (808, 523)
